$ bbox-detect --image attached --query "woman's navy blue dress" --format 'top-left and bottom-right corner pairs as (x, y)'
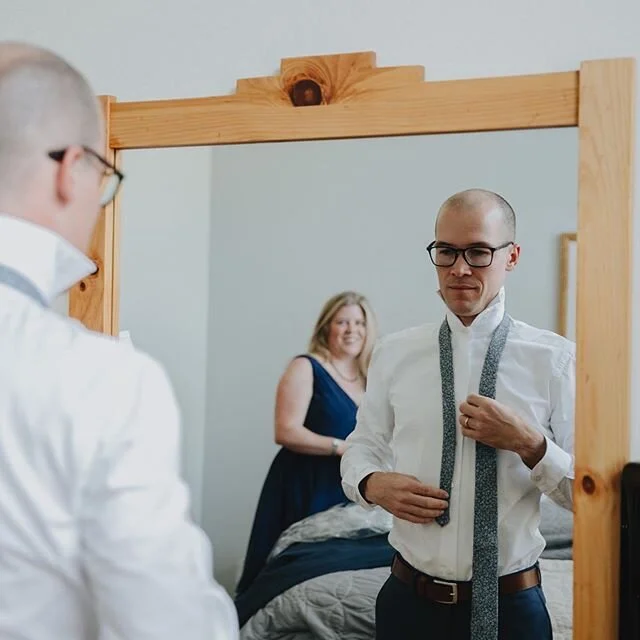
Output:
(235, 354), (358, 596)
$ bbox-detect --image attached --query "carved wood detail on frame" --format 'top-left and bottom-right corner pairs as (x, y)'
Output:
(234, 51), (425, 106)
(109, 51), (578, 150)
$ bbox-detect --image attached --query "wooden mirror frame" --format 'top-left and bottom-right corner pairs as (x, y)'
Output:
(68, 52), (635, 639)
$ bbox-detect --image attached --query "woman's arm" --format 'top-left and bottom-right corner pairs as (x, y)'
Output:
(274, 357), (346, 456)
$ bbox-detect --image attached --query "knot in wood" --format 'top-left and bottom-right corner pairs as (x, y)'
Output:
(289, 79), (323, 107)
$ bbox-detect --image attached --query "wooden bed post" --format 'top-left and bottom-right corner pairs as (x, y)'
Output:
(68, 94), (119, 335)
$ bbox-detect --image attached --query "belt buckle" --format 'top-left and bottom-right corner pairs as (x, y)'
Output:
(432, 579), (458, 605)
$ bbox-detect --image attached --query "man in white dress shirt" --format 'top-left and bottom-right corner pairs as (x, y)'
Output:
(341, 189), (574, 640)
(0, 42), (239, 639)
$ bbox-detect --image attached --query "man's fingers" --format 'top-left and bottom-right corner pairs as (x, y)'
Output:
(466, 393), (488, 407)
(461, 426), (480, 440)
(405, 506), (445, 520)
(459, 401), (474, 416)
(402, 494), (448, 511)
(459, 413), (474, 428)
(397, 509), (438, 524)
(398, 513), (432, 524)
(410, 482), (449, 500)
(397, 495), (447, 516)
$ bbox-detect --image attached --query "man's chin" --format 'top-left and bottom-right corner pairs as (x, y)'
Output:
(445, 300), (482, 321)
(444, 296), (478, 313)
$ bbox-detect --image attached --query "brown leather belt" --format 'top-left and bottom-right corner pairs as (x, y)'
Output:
(391, 554), (541, 605)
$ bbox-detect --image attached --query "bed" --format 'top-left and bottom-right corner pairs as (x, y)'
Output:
(237, 497), (574, 640)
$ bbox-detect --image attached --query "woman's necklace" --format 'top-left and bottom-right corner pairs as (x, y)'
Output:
(330, 358), (360, 384)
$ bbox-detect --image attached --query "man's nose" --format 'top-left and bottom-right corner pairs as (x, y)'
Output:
(450, 253), (472, 276)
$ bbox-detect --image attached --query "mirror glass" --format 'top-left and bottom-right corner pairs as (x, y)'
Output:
(114, 128), (577, 639)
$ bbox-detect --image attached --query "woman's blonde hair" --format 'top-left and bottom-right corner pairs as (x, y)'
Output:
(308, 291), (377, 379)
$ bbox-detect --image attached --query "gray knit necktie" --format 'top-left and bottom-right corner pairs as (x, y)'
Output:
(436, 313), (511, 640)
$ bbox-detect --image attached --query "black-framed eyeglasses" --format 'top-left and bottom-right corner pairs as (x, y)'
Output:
(426, 241), (513, 268)
(48, 146), (124, 207)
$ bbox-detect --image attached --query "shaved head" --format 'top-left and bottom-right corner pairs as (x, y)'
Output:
(435, 188), (516, 241)
(432, 188), (520, 325)
(0, 42), (101, 198)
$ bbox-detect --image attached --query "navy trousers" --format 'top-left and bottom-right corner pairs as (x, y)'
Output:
(376, 573), (553, 640)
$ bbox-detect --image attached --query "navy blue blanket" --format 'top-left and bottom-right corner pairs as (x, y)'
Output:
(235, 533), (394, 627)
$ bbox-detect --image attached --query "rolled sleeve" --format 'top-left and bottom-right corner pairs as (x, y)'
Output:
(530, 436), (573, 493)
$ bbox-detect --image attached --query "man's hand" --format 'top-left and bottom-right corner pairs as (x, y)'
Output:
(361, 472), (448, 524)
(459, 394), (547, 468)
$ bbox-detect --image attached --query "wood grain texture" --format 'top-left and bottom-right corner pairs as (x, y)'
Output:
(109, 51), (578, 150)
(573, 58), (635, 640)
(68, 95), (118, 335)
(557, 232), (577, 337)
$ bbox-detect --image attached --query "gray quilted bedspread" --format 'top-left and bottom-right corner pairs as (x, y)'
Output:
(240, 498), (574, 639)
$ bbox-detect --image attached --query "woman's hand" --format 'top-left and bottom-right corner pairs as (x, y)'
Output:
(336, 439), (348, 456)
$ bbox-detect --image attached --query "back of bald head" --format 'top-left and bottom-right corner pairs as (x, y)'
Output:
(0, 42), (101, 199)
(435, 188), (516, 241)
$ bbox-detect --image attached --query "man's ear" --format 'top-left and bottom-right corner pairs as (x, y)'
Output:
(505, 243), (521, 272)
(54, 145), (83, 205)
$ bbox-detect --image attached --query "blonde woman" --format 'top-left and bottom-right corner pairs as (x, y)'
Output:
(235, 291), (377, 597)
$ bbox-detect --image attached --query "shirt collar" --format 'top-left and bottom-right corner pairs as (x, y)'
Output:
(0, 213), (96, 304)
(441, 286), (506, 337)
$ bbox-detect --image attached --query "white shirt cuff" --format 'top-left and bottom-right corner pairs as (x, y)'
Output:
(529, 436), (573, 494)
(343, 466), (383, 509)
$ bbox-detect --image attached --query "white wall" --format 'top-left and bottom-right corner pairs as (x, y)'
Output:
(117, 147), (213, 523)
(4, 0), (638, 588)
